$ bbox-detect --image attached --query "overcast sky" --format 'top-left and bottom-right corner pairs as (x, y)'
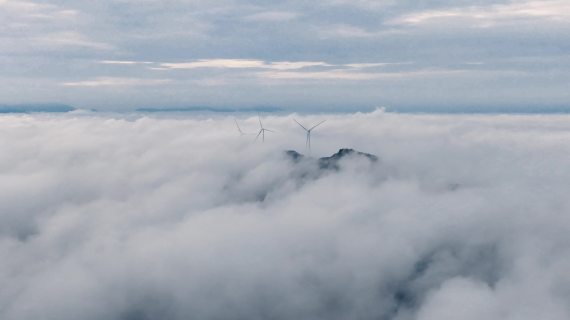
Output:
(1, 0), (569, 111)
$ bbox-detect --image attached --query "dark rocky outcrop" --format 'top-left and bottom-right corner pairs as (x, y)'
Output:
(317, 148), (378, 170)
(285, 148), (378, 171)
(283, 148), (379, 182)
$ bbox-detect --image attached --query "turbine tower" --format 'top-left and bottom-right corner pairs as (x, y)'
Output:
(255, 116), (275, 142)
(294, 119), (326, 153)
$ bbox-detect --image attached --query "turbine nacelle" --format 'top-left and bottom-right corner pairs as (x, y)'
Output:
(294, 119), (326, 153)
(255, 116), (275, 143)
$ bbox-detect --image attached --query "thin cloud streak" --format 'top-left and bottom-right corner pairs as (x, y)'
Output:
(62, 77), (172, 87)
(258, 68), (467, 81)
(243, 10), (300, 22)
(158, 59), (331, 70)
(100, 60), (153, 65)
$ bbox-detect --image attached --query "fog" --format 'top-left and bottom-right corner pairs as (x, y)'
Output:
(1, 110), (570, 320)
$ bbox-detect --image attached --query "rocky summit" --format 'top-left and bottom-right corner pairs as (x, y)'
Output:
(285, 148), (379, 172)
(286, 148), (377, 167)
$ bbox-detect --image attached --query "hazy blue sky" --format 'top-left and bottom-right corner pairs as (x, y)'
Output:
(1, 0), (569, 111)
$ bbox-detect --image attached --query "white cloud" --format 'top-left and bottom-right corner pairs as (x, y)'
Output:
(62, 77), (172, 87)
(98, 58), (459, 83)
(323, 0), (396, 10)
(149, 59), (447, 83)
(389, 0), (570, 27)
(319, 24), (384, 38)
(160, 59), (267, 69)
(2, 111), (570, 319)
(100, 60), (153, 65)
(258, 70), (384, 80)
(417, 278), (500, 320)
(243, 10), (299, 22)
(30, 31), (113, 50)
(158, 59), (330, 70)
(267, 61), (332, 70)
(258, 68), (465, 81)
(345, 62), (411, 68)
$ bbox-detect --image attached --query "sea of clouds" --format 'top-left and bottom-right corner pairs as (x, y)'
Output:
(1, 109), (570, 320)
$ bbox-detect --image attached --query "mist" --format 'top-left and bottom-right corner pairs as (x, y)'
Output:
(1, 110), (570, 320)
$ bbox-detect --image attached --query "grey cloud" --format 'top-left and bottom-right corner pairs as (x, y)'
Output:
(0, 0), (112, 55)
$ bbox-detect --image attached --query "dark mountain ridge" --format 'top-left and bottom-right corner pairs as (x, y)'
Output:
(0, 104), (76, 113)
(285, 148), (379, 171)
(283, 148), (380, 184)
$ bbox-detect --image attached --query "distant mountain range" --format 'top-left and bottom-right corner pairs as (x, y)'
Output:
(136, 106), (283, 113)
(0, 104), (284, 114)
(0, 104), (76, 113)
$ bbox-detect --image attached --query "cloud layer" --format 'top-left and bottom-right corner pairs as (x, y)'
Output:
(1, 111), (570, 319)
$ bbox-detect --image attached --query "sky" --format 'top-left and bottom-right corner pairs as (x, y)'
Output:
(2, 110), (570, 319)
(1, 0), (569, 111)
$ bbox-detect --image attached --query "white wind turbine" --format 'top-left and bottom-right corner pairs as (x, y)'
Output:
(255, 116), (275, 142)
(294, 119), (326, 153)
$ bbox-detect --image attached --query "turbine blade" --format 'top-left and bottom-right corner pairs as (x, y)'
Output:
(264, 129), (276, 133)
(254, 130), (262, 142)
(309, 120), (326, 131)
(235, 119), (243, 134)
(294, 119), (308, 131)
(258, 115), (263, 129)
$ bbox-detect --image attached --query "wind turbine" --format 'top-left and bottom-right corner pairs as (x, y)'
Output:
(235, 119), (254, 136)
(255, 116), (275, 142)
(294, 119), (326, 153)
